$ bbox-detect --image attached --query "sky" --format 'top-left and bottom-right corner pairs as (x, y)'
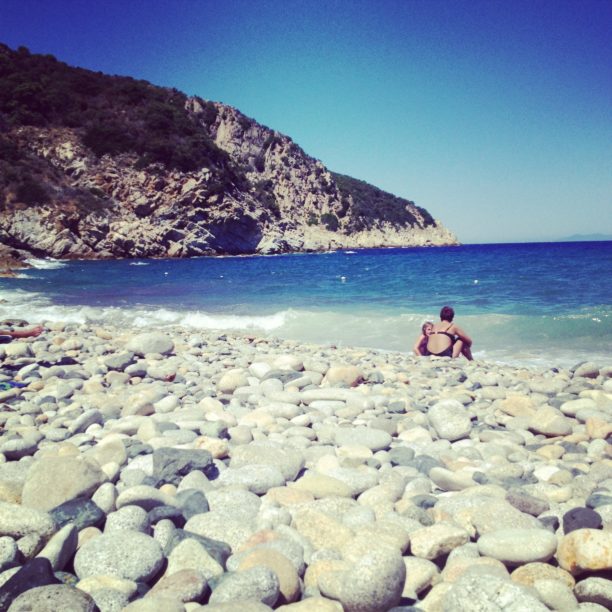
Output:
(1, 0), (610, 244)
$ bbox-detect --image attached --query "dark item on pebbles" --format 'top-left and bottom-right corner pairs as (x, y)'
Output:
(560, 441), (587, 454)
(152, 448), (217, 486)
(411, 494), (439, 510)
(125, 442), (154, 459)
(165, 529), (231, 567)
(176, 490), (210, 521)
(506, 488), (550, 517)
(586, 493), (612, 509)
(0, 558), (60, 611)
(49, 497), (105, 530)
(148, 505), (186, 528)
(539, 516), (560, 533)
(409, 455), (443, 475)
(563, 507), (603, 534)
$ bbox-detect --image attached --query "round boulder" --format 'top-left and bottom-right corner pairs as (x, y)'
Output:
(428, 400), (472, 441)
(74, 530), (164, 582)
(126, 333), (174, 356)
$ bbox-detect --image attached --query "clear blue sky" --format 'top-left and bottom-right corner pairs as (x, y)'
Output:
(2, 0), (610, 243)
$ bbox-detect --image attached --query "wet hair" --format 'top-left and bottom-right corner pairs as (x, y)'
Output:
(440, 306), (455, 322)
(421, 321), (433, 334)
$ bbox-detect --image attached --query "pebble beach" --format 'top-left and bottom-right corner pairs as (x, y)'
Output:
(0, 321), (611, 611)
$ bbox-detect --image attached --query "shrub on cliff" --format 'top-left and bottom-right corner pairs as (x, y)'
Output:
(16, 178), (49, 205)
(0, 43), (236, 177)
(321, 212), (340, 231)
(83, 124), (134, 157)
(332, 172), (435, 230)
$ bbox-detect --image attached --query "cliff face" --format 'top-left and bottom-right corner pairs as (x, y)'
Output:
(0, 44), (458, 262)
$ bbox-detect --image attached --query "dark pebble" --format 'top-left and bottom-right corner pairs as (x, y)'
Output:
(410, 455), (442, 475)
(472, 472), (489, 485)
(506, 488), (550, 517)
(153, 448), (216, 486)
(177, 490), (209, 521)
(125, 442), (153, 459)
(563, 507), (603, 533)
(141, 476), (161, 487)
(586, 493), (612, 509)
(570, 467), (589, 477)
(525, 443), (545, 452)
(148, 506), (186, 528)
(500, 474), (538, 488)
(165, 530), (231, 567)
(0, 558), (59, 611)
(560, 442), (587, 454)
(49, 497), (105, 530)
(539, 516), (560, 533)
(411, 494), (438, 510)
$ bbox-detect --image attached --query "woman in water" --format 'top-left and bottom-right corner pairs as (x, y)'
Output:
(426, 306), (473, 360)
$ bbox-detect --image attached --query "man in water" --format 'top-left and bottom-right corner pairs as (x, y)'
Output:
(426, 306), (473, 360)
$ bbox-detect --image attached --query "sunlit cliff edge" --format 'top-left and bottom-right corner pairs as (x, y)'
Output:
(0, 44), (458, 269)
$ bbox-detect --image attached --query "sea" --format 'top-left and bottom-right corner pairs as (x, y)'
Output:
(1, 241), (611, 369)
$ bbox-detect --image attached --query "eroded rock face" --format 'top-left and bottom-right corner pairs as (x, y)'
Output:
(1, 99), (457, 265)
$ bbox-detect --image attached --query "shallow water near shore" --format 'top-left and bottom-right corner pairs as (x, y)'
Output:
(2, 241), (611, 368)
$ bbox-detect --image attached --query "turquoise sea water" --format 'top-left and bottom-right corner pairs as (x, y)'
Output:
(1, 242), (611, 368)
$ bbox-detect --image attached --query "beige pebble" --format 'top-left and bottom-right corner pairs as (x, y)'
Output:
(511, 562), (575, 589)
(194, 436), (229, 459)
(77, 526), (102, 550)
(263, 487), (314, 507)
(304, 559), (348, 591)
(586, 416), (612, 440)
(557, 528), (612, 574)
(536, 444), (565, 460)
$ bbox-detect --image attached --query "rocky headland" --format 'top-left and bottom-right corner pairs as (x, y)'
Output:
(0, 321), (611, 611)
(0, 44), (458, 273)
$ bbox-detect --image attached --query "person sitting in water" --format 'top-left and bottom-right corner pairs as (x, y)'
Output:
(413, 321), (434, 356)
(0, 325), (44, 344)
(426, 306), (473, 360)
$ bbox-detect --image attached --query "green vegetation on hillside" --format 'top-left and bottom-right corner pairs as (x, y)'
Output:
(0, 44), (232, 175)
(332, 172), (435, 229)
(0, 43), (442, 235)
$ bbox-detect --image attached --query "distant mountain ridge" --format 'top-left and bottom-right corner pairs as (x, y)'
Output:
(560, 233), (612, 242)
(0, 43), (458, 265)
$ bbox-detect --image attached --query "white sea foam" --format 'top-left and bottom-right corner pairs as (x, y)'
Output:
(129, 262), (149, 266)
(0, 283), (609, 369)
(25, 258), (68, 270)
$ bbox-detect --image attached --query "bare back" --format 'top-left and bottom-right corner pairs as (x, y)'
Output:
(426, 321), (456, 354)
